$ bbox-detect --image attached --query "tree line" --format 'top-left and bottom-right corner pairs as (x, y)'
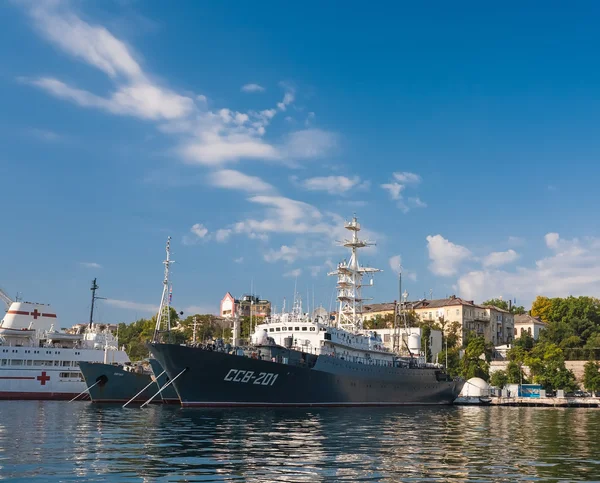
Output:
(115, 308), (251, 361)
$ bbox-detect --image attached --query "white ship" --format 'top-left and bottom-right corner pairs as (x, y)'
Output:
(0, 281), (129, 400)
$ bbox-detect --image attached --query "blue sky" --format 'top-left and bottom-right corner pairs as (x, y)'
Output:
(2, 1), (600, 326)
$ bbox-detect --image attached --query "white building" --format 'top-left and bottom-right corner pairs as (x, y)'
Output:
(376, 327), (443, 362)
(514, 314), (547, 340)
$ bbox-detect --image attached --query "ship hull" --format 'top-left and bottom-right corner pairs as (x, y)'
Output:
(79, 361), (178, 404)
(0, 347), (129, 400)
(150, 344), (464, 407)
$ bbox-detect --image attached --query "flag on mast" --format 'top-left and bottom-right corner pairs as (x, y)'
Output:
(169, 284), (173, 304)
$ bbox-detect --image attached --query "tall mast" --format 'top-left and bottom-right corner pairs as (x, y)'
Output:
(88, 278), (106, 328)
(328, 215), (381, 332)
(393, 269), (402, 353)
(153, 237), (174, 343)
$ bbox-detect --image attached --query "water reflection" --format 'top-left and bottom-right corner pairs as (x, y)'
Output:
(1, 402), (600, 482)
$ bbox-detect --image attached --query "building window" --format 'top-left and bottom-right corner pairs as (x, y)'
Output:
(302, 327), (308, 331)
(514, 328), (517, 336)
(456, 309), (459, 315)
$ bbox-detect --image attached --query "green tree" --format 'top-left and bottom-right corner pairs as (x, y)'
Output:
(513, 333), (535, 351)
(583, 360), (600, 393)
(483, 298), (509, 311)
(445, 320), (462, 349)
(511, 305), (527, 315)
(506, 361), (526, 384)
(490, 370), (508, 388)
(531, 296), (553, 321)
(439, 347), (461, 378)
(527, 342), (578, 392)
(461, 336), (491, 381)
(364, 313), (393, 330)
(482, 298), (526, 315)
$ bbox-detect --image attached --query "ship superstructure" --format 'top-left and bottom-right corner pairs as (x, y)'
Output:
(0, 283), (129, 400)
(328, 216), (381, 332)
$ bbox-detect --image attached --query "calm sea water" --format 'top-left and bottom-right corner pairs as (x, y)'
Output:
(1, 402), (599, 482)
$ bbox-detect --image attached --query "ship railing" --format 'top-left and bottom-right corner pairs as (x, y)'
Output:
(327, 352), (394, 367)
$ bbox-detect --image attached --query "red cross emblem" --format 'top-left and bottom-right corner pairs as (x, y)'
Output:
(30, 309), (41, 319)
(37, 371), (50, 385)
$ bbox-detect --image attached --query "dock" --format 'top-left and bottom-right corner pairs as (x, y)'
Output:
(491, 396), (600, 407)
(455, 396), (600, 407)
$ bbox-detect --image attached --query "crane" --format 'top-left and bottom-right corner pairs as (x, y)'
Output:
(0, 287), (13, 310)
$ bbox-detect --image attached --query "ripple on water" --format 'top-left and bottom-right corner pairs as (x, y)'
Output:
(1, 403), (600, 481)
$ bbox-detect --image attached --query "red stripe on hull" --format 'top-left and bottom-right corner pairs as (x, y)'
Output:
(0, 376), (35, 380)
(42, 313), (57, 318)
(6, 310), (29, 315)
(0, 392), (83, 401)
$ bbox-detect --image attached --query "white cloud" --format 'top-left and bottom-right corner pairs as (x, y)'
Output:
(381, 182), (404, 200)
(277, 91), (295, 111)
(241, 83), (265, 93)
(298, 175), (368, 195)
(381, 172), (425, 212)
(209, 169), (274, 193)
(25, 75), (194, 121)
(426, 235), (472, 276)
(105, 299), (157, 312)
(20, 2), (336, 170)
(309, 265), (322, 277)
(482, 249), (519, 268)
(284, 268), (302, 278)
(409, 197), (427, 208)
(264, 245), (299, 264)
(234, 257), (244, 263)
(215, 229), (232, 243)
(232, 195), (332, 237)
(389, 255), (402, 273)
(393, 172), (421, 184)
(184, 223), (209, 245)
(80, 262), (102, 269)
(179, 134), (280, 166)
(282, 129), (337, 161)
(190, 223), (208, 239)
(458, 235), (600, 306)
(29, 128), (62, 142)
(28, 3), (143, 79)
(388, 255), (416, 281)
(545, 232), (560, 249)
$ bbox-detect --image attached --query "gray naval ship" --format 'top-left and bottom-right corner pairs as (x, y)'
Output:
(150, 216), (464, 407)
(79, 359), (178, 404)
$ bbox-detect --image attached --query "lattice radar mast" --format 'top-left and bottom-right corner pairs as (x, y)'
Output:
(328, 215), (381, 332)
(153, 236), (174, 343)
